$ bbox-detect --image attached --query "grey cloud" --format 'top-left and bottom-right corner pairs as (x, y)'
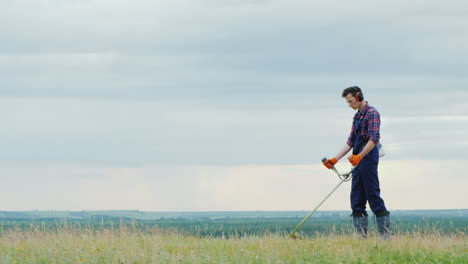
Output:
(1, 0), (468, 166)
(1, 91), (467, 166)
(2, 0), (468, 99)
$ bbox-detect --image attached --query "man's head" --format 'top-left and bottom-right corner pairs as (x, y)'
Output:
(342, 86), (364, 110)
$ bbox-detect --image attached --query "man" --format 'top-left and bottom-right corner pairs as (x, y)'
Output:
(323, 86), (391, 240)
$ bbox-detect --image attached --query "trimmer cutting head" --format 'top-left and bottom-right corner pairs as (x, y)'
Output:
(288, 233), (302, 240)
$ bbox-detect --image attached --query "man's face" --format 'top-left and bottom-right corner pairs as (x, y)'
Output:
(345, 93), (359, 110)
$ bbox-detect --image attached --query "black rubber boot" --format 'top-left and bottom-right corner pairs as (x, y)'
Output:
(352, 213), (368, 239)
(376, 212), (391, 240)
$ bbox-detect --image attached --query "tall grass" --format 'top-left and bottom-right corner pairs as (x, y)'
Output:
(0, 225), (466, 264)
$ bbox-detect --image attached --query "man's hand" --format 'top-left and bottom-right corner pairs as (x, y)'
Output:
(323, 158), (337, 169)
(348, 154), (362, 166)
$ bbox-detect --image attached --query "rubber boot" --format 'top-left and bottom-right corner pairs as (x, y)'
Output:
(376, 214), (391, 240)
(352, 215), (368, 239)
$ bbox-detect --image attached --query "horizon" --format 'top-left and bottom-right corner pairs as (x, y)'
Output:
(3, 208), (467, 213)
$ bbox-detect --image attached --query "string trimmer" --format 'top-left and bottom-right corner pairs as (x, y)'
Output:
(289, 157), (356, 239)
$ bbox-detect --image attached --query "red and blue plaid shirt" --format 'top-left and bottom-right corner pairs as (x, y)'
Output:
(346, 102), (380, 147)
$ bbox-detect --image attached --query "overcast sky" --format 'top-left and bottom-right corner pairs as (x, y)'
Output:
(1, 0), (467, 211)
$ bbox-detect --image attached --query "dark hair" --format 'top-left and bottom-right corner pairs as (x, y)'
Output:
(342, 86), (361, 98)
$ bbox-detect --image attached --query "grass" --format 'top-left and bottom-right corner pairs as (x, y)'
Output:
(0, 226), (466, 264)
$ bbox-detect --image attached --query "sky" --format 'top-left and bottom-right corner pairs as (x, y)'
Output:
(1, 0), (467, 211)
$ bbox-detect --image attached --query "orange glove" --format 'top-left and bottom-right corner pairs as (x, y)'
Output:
(323, 158), (337, 169)
(348, 154), (362, 166)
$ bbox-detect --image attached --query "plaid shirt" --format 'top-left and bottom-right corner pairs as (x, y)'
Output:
(346, 102), (380, 147)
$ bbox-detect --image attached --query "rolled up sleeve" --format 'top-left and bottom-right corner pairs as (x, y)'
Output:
(346, 123), (355, 147)
(367, 109), (380, 144)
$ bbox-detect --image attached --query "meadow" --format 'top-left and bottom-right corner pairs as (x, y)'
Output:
(0, 210), (466, 263)
(0, 226), (466, 264)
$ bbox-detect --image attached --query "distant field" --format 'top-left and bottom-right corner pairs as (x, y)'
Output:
(2, 209), (467, 220)
(1, 210), (466, 237)
(0, 227), (466, 264)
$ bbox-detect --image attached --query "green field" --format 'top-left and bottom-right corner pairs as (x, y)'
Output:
(0, 227), (466, 263)
(0, 210), (466, 263)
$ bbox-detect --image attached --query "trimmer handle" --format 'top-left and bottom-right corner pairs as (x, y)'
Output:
(322, 157), (339, 175)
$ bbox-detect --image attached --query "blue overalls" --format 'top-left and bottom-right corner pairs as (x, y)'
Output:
(350, 113), (388, 217)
